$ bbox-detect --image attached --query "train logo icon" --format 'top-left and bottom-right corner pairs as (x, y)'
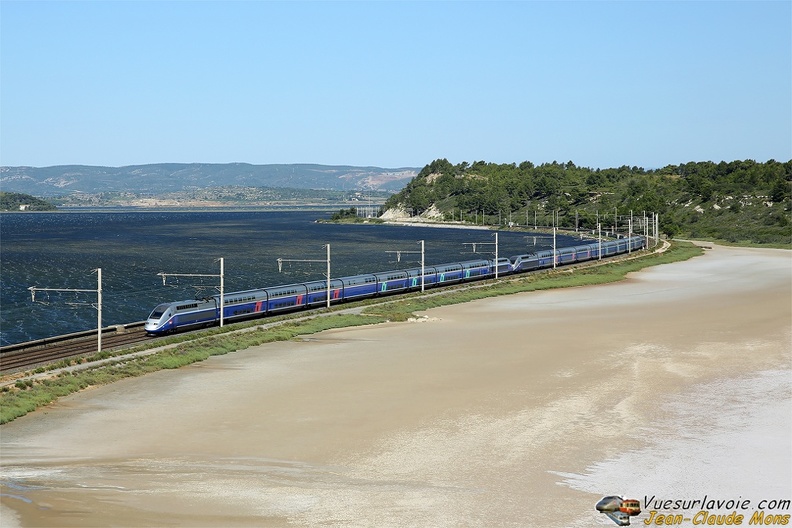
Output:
(596, 496), (641, 526)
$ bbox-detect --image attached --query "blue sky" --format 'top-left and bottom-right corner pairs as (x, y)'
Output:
(1, 1), (790, 169)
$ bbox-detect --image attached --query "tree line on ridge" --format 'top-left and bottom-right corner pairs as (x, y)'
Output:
(383, 159), (792, 245)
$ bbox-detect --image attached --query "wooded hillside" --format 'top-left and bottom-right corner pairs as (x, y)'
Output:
(383, 159), (792, 245)
(0, 192), (56, 212)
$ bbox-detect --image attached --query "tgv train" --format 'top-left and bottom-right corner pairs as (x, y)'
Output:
(144, 235), (646, 335)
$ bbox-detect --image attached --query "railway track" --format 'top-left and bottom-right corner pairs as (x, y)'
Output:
(0, 323), (152, 374)
(1, 242), (666, 377)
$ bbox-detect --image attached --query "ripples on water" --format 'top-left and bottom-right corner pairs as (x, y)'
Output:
(0, 210), (572, 346)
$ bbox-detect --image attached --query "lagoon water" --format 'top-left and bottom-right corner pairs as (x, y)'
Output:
(0, 210), (575, 346)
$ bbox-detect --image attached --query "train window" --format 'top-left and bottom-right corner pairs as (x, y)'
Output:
(149, 306), (168, 318)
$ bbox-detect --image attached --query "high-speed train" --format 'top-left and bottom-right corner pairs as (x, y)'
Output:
(144, 235), (646, 335)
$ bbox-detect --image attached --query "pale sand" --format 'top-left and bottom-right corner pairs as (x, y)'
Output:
(1, 245), (790, 527)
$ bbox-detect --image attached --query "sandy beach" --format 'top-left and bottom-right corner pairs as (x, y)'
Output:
(1, 244), (790, 527)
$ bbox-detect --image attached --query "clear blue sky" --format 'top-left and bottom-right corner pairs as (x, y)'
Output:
(1, 0), (790, 169)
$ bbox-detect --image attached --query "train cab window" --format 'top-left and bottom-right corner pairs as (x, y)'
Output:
(149, 304), (169, 318)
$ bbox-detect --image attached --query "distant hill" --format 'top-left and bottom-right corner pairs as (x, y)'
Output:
(383, 158), (792, 245)
(0, 163), (419, 196)
(0, 192), (56, 211)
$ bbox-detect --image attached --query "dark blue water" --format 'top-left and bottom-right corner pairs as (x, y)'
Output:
(0, 210), (575, 346)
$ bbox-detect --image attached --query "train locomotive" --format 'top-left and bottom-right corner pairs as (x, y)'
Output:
(144, 235), (646, 335)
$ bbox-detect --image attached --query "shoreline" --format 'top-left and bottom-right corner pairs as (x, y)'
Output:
(1, 244), (789, 527)
(382, 218), (493, 230)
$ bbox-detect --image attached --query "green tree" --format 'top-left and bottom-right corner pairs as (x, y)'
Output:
(770, 179), (791, 203)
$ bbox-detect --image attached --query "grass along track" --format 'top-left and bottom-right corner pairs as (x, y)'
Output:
(0, 327), (157, 374)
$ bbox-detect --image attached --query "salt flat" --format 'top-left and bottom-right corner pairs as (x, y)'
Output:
(1, 244), (790, 527)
